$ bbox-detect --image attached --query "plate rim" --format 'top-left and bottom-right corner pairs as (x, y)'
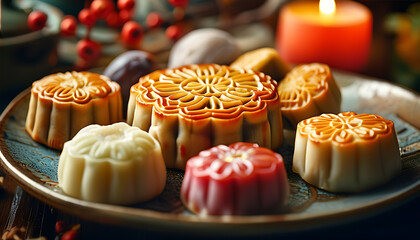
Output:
(1, 74), (420, 235)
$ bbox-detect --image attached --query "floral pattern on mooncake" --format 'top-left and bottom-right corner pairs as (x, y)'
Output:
(293, 112), (401, 193)
(298, 112), (393, 143)
(33, 71), (115, 104)
(127, 64), (283, 169)
(278, 63), (341, 128)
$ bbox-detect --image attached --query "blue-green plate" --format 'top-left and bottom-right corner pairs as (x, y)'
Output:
(1, 71), (420, 236)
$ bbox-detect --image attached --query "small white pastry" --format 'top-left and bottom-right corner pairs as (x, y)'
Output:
(293, 112), (401, 193)
(168, 28), (241, 68)
(58, 122), (166, 204)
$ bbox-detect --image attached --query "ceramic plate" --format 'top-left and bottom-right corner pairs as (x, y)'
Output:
(1, 71), (420, 236)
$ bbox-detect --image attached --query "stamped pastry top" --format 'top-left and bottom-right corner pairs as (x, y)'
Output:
(65, 122), (157, 162)
(32, 71), (119, 104)
(297, 112), (394, 144)
(278, 63), (330, 109)
(130, 64), (278, 120)
(186, 142), (284, 180)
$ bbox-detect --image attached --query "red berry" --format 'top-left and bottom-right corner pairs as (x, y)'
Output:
(55, 220), (67, 233)
(146, 12), (163, 29)
(165, 25), (183, 41)
(61, 229), (80, 240)
(60, 15), (78, 36)
(117, 0), (135, 11)
(168, 0), (189, 8)
(90, 0), (114, 19)
(106, 11), (121, 28)
(78, 8), (97, 28)
(118, 9), (133, 24)
(77, 38), (101, 61)
(27, 11), (48, 31)
(121, 21), (143, 45)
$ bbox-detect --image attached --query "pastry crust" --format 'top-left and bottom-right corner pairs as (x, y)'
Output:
(293, 112), (401, 192)
(26, 71), (123, 149)
(127, 64), (283, 169)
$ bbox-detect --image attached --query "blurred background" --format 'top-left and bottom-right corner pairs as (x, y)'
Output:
(1, 0), (420, 112)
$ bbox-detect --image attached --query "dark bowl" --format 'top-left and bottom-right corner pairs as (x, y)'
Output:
(0, 1), (62, 96)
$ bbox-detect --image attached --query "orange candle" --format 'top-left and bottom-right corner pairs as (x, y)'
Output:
(276, 0), (372, 72)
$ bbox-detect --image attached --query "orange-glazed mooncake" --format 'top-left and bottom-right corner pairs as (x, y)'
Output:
(278, 63), (341, 128)
(127, 64), (283, 169)
(231, 48), (290, 82)
(26, 71), (123, 149)
(293, 112), (401, 193)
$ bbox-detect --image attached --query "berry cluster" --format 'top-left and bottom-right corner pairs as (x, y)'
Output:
(27, 0), (189, 69)
(75, 0), (139, 68)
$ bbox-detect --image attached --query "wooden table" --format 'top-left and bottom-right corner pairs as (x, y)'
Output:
(1, 167), (420, 240)
(0, 169), (180, 240)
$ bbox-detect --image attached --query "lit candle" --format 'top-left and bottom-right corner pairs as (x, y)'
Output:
(276, 0), (372, 72)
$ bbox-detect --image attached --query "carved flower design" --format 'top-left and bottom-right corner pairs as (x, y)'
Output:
(278, 63), (330, 109)
(131, 64), (278, 120)
(186, 142), (283, 180)
(58, 122), (166, 204)
(67, 122), (156, 161)
(33, 71), (116, 104)
(298, 112), (394, 144)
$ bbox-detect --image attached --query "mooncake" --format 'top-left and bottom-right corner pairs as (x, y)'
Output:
(293, 112), (401, 193)
(25, 71), (123, 149)
(58, 122), (166, 204)
(181, 142), (289, 216)
(278, 63), (341, 128)
(127, 64), (283, 169)
(230, 47), (291, 81)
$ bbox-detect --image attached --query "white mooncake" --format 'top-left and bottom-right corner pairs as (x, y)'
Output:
(293, 112), (401, 193)
(58, 122), (166, 204)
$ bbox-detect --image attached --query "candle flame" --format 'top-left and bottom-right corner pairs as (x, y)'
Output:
(319, 0), (336, 16)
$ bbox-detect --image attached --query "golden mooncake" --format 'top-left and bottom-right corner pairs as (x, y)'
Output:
(278, 63), (341, 128)
(127, 64), (283, 170)
(230, 47), (291, 81)
(25, 71), (123, 149)
(58, 122), (166, 204)
(293, 112), (401, 193)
